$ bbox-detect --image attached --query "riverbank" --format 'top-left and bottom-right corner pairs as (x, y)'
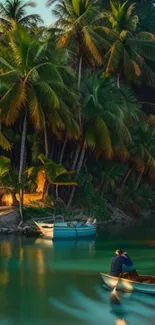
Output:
(0, 205), (153, 237)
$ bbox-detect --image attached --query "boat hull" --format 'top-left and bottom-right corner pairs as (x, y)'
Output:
(101, 273), (155, 294)
(34, 221), (96, 240)
(54, 225), (96, 239)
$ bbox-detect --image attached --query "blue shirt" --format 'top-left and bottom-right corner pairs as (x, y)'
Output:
(110, 255), (134, 276)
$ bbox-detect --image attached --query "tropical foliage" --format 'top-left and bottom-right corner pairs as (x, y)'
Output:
(0, 0), (43, 29)
(1, 0), (155, 222)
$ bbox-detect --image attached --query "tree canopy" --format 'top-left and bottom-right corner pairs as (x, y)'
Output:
(1, 0), (155, 221)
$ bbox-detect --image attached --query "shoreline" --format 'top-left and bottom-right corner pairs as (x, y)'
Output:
(0, 206), (152, 237)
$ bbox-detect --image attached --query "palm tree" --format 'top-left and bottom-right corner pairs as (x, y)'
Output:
(67, 73), (140, 206)
(98, 1), (155, 86)
(89, 160), (126, 194)
(0, 122), (12, 151)
(82, 74), (140, 155)
(0, 0), (43, 29)
(121, 180), (154, 214)
(116, 122), (155, 206)
(50, 0), (104, 88)
(0, 24), (75, 222)
(130, 123), (155, 181)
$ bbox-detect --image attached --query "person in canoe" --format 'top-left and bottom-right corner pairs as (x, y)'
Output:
(110, 249), (138, 279)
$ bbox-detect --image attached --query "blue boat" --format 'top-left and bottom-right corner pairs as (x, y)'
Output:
(34, 217), (96, 240)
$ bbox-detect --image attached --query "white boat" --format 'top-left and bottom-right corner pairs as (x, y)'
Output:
(34, 216), (96, 240)
(101, 273), (155, 295)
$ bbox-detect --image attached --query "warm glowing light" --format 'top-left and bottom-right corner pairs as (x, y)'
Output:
(146, 240), (155, 247)
(19, 247), (24, 264)
(37, 249), (45, 275)
(14, 170), (55, 205)
(1, 193), (13, 206)
(16, 192), (43, 204)
(36, 170), (45, 193)
(1, 241), (12, 258)
(120, 280), (133, 291)
(115, 319), (128, 325)
(106, 278), (118, 288)
(35, 238), (53, 247)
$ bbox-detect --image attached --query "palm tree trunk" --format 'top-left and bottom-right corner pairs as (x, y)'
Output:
(71, 144), (81, 170)
(66, 143), (81, 207)
(102, 181), (108, 195)
(117, 73), (120, 88)
(77, 54), (83, 128)
(56, 185), (59, 201)
(67, 143), (86, 208)
(116, 163), (136, 207)
(59, 139), (67, 164)
(78, 55), (83, 91)
(43, 119), (48, 159)
(43, 180), (50, 201)
(67, 50), (83, 208)
(135, 172), (143, 189)
(55, 139), (68, 201)
(76, 143), (86, 175)
(18, 110), (27, 224)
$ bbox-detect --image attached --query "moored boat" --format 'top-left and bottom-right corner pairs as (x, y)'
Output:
(34, 216), (96, 240)
(101, 273), (155, 294)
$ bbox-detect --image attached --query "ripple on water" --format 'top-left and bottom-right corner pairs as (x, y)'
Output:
(0, 234), (154, 325)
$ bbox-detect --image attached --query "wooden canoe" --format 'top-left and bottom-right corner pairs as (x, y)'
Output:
(101, 273), (155, 294)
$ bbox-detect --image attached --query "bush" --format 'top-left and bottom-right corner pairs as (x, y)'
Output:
(75, 172), (110, 220)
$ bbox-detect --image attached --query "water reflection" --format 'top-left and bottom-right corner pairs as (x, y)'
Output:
(0, 235), (154, 324)
(35, 237), (96, 255)
(50, 286), (155, 325)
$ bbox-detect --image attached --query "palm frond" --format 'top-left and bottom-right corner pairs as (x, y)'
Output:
(137, 32), (155, 41)
(82, 27), (103, 65)
(0, 131), (12, 151)
(19, 14), (44, 26)
(127, 39), (155, 62)
(106, 40), (123, 74)
(0, 57), (15, 70)
(28, 86), (43, 130)
(75, 5), (101, 27)
(36, 63), (64, 84)
(94, 116), (113, 157)
(72, 0), (80, 16)
(35, 82), (60, 109)
(85, 129), (96, 150)
(124, 48), (141, 81)
(56, 32), (71, 48)
(1, 81), (26, 126)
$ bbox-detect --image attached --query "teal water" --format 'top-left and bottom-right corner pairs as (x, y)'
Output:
(0, 228), (155, 325)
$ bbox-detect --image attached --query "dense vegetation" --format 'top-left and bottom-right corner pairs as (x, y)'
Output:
(1, 0), (155, 222)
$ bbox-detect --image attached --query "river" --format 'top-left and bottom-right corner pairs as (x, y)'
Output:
(0, 226), (155, 325)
